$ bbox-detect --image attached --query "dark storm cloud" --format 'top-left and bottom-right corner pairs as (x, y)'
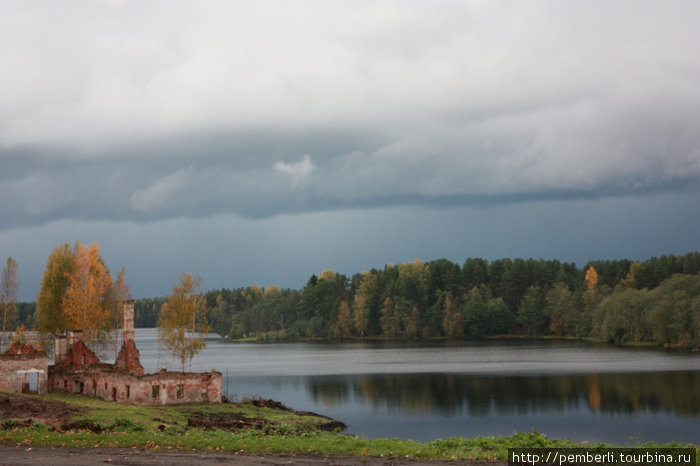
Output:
(1, 1), (699, 232)
(1, 127), (698, 231)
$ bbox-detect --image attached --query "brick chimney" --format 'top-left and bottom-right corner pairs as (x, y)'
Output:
(123, 299), (135, 342)
(54, 335), (68, 364)
(115, 299), (144, 376)
(68, 330), (83, 346)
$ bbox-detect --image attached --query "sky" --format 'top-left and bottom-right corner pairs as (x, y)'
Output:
(1, 0), (699, 301)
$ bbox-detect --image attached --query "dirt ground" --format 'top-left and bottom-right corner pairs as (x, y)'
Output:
(0, 444), (502, 465)
(0, 392), (84, 427)
(186, 399), (346, 433)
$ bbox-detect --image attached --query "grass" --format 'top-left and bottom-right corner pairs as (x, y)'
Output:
(1, 391), (697, 462)
(42, 391), (189, 431)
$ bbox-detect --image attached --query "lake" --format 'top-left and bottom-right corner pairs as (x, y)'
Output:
(132, 329), (700, 444)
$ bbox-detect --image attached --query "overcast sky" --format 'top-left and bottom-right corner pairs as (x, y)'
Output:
(2, 0), (699, 301)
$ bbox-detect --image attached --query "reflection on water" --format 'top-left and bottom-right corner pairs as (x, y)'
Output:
(132, 330), (699, 443)
(305, 372), (700, 416)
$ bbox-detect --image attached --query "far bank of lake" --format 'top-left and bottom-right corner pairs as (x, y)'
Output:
(133, 330), (700, 444)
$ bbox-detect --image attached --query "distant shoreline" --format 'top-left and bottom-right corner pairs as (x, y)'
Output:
(221, 333), (698, 351)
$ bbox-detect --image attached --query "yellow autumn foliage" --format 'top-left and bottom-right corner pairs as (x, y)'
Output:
(61, 241), (112, 348)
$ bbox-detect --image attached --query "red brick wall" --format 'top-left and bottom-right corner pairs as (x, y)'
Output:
(123, 300), (135, 342)
(114, 339), (145, 375)
(0, 354), (49, 394)
(49, 368), (222, 405)
(56, 340), (100, 371)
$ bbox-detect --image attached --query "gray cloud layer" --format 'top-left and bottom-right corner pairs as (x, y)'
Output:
(2, 1), (699, 231)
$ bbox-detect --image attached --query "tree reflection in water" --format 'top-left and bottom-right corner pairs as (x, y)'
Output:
(305, 371), (699, 416)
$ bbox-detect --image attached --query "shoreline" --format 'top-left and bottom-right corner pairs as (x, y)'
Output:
(223, 333), (698, 351)
(1, 390), (696, 463)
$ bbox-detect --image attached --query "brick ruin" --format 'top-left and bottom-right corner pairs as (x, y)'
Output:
(1, 300), (221, 405)
(0, 341), (49, 395)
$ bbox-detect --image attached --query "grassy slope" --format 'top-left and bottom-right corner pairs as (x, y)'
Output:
(0, 391), (696, 462)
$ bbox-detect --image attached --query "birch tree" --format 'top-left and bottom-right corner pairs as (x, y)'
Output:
(62, 241), (113, 349)
(332, 300), (353, 339)
(36, 243), (73, 337)
(1, 257), (19, 353)
(352, 294), (368, 337)
(158, 273), (206, 372)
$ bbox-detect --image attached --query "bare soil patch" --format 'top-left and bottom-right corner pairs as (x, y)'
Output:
(0, 392), (85, 427)
(187, 411), (266, 430)
(185, 399), (346, 433)
(251, 398), (347, 432)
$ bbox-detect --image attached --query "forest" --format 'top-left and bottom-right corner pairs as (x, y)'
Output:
(11, 252), (700, 349)
(141, 252), (700, 348)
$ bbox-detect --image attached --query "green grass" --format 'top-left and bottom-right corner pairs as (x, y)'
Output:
(3, 427), (697, 462)
(1, 391), (697, 462)
(42, 391), (189, 431)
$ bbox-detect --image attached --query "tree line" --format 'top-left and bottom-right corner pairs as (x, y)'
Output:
(183, 253), (698, 348)
(5, 251), (700, 350)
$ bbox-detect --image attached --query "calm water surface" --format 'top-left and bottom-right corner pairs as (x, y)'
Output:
(133, 330), (699, 443)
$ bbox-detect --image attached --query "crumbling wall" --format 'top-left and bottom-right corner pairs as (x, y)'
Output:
(132, 371), (222, 405)
(55, 340), (100, 370)
(113, 339), (144, 375)
(49, 368), (222, 405)
(48, 363), (111, 394)
(0, 353), (49, 394)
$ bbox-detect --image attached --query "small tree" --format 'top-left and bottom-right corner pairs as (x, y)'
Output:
(443, 295), (465, 339)
(353, 271), (377, 337)
(158, 273), (206, 372)
(518, 285), (547, 336)
(585, 266), (599, 290)
(108, 266), (132, 352)
(331, 300), (353, 339)
(353, 294), (368, 338)
(1, 257), (20, 353)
